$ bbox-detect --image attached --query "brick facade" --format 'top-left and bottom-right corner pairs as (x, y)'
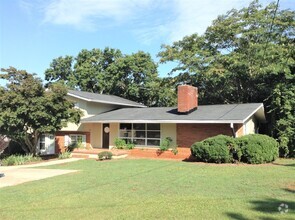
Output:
(55, 131), (91, 153)
(177, 123), (244, 148)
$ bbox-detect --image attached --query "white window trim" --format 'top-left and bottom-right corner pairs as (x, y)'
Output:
(39, 134), (46, 150)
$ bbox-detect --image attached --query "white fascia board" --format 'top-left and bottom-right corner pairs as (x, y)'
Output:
(81, 119), (244, 124)
(67, 93), (91, 102)
(242, 104), (265, 123)
(67, 93), (146, 108)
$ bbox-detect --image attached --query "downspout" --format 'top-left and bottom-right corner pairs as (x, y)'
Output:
(230, 123), (236, 138)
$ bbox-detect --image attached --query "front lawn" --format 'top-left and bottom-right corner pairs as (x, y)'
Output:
(0, 159), (294, 219)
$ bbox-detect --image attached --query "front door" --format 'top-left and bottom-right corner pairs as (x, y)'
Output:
(102, 123), (110, 149)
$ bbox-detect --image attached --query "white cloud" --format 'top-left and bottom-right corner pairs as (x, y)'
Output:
(42, 0), (157, 30)
(166, 0), (275, 42)
(39, 0), (284, 42)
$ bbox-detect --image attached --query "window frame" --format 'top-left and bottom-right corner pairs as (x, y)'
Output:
(39, 134), (46, 150)
(68, 134), (86, 147)
(119, 123), (161, 147)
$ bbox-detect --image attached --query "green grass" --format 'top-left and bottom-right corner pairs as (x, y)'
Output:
(0, 159), (294, 219)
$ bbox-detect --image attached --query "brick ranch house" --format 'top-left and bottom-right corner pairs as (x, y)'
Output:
(37, 85), (266, 155)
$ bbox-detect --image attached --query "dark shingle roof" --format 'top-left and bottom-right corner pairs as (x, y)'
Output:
(67, 90), (145, 108)
(81, 103), (265, 123)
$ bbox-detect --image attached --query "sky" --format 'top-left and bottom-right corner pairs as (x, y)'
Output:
(0, 0), (294, 85)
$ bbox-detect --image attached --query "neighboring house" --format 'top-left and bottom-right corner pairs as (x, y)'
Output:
(39, 85), (266, 155)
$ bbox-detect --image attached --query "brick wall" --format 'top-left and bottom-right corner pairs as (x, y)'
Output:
(55, 131), (91, 153)
(177, 123), (236, 148)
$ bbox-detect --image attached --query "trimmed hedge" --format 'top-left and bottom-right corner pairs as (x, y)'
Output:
(98, 151), (113, 160)
(191, 134), (279, 164)
(191, 135), (239, 163)
(237, 134), (279, 164)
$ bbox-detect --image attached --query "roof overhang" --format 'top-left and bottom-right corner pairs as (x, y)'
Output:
(67, 92), (146, 108)
(79, 103), (266, 124)
(242, 103), (266, 123)
(81, 119), (245, 124)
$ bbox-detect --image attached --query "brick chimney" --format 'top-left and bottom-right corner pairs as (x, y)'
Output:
(177, 85), (198, 113)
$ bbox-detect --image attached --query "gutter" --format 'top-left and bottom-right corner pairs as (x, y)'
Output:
(230, 123), (236, 138)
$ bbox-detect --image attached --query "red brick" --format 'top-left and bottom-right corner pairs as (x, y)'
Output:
(177, 123), (235, 147)
(55, 131), (91, 153)
(178, 85), (198, 113)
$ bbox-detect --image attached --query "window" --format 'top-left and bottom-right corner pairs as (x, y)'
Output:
(39, 134), (46, 150)
(119, 123), (161, 147)
(70, 134), (83, 145)
(65, 134), (86, 147)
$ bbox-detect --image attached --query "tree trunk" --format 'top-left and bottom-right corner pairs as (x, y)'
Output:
(24, 131), (39, 156)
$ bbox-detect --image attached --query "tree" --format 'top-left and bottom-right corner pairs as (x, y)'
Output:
(159, 0), (295, 156)
(107, 51), (169, 106)
(0, 67), (81, 155)
(45, 48), (176, 107)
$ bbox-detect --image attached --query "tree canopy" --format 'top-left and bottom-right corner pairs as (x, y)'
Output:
(159, 0), (294, 156)
(45, 48), (177, 107)
(0, 67), (81, 154)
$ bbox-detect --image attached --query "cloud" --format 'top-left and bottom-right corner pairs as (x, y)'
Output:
(39, 0), (285, 42)
(42, 0), (158, 30)
(166, 0), (275, 42)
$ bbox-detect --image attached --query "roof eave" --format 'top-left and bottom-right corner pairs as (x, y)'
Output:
(242, 104), (266, 123)
(80, 119), (244, 124)
(67, 92), (146, 108)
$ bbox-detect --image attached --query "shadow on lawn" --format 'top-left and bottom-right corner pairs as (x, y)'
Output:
(182, 155), (198, 162)
(225, 198), (295, 220)
(283, 188), (295, 194)
(272, 160), (295, 167)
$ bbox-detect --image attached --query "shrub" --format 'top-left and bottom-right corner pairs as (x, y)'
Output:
(1, 154), (41, 166)
(67, 142), (84, 151)
(191, 134), (279, 164)
(114, 138), (135, 150)
(58, 151), (72, 159)
(126, 143), (135, 149)
(237, 134), (279, 164)
(172, 148), (178, 155)
(159, 137), (173, 151)
(98, 151), (113, 160)
(114, 138), (126, 149)
(191, 135), (239, 163)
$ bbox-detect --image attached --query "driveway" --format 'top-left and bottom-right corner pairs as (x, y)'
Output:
(0, 158), (83, 188)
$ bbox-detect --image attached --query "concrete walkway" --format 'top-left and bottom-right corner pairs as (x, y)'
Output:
(0, 158), (83, 188)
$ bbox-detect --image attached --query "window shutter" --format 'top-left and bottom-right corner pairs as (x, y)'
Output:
(64, 135), (70, 147)
(82, 135), (86, 147)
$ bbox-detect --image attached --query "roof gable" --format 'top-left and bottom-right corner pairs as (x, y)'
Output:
(67, 90), (145, 108)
